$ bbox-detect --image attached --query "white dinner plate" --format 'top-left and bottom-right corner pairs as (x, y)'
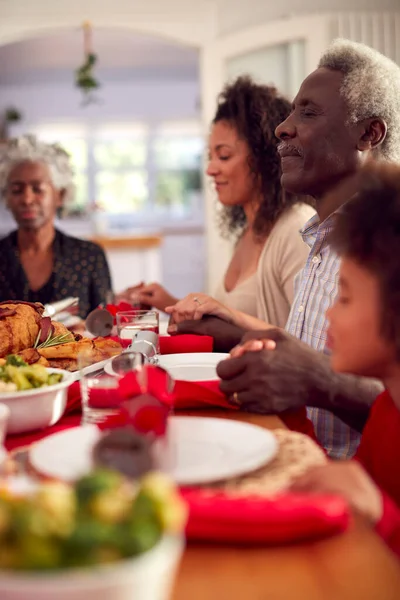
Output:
(157, 352), (229, 382)
(29, 417), (278, 486)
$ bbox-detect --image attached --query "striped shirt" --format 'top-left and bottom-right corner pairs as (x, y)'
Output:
(285, 213), (361, 459)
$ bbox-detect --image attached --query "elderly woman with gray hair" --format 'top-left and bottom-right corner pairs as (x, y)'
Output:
(0, 135), (111, 317)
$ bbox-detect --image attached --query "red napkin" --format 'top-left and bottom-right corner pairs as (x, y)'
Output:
(181, 489), (350, 544)
(173, 379), (238, 410)
(159, 334), (214, 355)
(172, 380), (317, 440)
(65, 381), (82, 414)
(66, 380), (317, 439)
(108, 334), (214, 355)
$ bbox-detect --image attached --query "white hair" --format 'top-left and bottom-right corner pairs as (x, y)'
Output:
(0, 134), (75, 204)
(319, 38), (400, 163)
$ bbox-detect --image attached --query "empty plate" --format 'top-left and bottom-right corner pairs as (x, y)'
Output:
(29, 417), (278, 485)
(157, 353), (229, 382)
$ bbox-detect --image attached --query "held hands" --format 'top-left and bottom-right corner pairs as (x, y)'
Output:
(291, 461), (383, 525)
(136, 283), (178, 312)
(116, 282), (178, 312)
(217, 328), (331, 413)
(165, 293), (235, 325)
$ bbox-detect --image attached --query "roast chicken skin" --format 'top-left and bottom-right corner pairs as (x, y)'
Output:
(0, 300), (123, 370)
(0, 301), (44, 357)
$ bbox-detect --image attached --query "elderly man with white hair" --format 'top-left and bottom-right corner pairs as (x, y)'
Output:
(0, 135), (112, 318)
(172, 39), (400, 459)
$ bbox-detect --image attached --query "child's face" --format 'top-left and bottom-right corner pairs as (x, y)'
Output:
(327, 257), (396, 377)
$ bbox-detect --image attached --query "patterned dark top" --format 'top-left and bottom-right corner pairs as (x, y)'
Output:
(0, 229), (112, 318)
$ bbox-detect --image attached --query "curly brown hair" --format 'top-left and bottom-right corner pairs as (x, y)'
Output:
(330, 162), (400, 357)
(213, 76), (306, 238)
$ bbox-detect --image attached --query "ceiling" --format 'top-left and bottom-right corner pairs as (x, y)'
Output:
(0, 28), (199, 85)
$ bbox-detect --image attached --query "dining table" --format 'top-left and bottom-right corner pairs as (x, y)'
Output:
(171, 409), (400, 600)
(6, 404), (400, 600)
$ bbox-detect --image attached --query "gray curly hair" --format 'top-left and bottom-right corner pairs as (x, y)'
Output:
(0, 134), (75, 204)
(319, 38), (400, 163)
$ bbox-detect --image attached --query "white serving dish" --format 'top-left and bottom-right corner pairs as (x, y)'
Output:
(0, 535), (184, 600)
(0, 368), (74, 435)
(157, 353), (229, 382)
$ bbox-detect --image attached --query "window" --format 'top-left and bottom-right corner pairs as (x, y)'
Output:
(153, 121), (203, 217)
(31, 120), (204, 224)
(32, 125), (89, 216)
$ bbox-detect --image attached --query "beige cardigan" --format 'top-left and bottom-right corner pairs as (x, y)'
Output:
(214, 203), (315, 328)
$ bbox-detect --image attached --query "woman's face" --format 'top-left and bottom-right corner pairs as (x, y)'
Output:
(5, 161), (63, 231)
(206, 120), (257, 208)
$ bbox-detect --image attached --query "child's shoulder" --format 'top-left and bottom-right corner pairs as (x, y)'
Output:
(369, 389), (398, 424)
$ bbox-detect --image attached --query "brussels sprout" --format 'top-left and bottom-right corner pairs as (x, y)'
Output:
(63, 519), (117, 567)
(0, 499), (11, 537)
(18, 535), (62, 570)
(36, 482), (76, 537)
(75, 470), (123, 510)
(118, 518), (162, 557)
(89, 486), (133, 524)
(139, 473), (188, 532)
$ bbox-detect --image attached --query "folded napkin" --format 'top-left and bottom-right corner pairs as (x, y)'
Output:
(108, 334), (214, 355)
(65, 381), (82, 414)
(181, 489), (350, 544)
(173, 379), (238, 410)
(171, 380), (317, 439)
(159, 334), (214, 355)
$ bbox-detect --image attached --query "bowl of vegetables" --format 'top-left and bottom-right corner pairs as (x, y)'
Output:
(0, 469), (186, 600)
(0, 355), (74, 434)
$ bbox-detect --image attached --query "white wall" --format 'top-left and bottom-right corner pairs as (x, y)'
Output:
(0, 77), (200, 129)
(216, 0), (400, 34)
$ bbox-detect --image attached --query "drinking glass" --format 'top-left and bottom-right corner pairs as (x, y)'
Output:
(78, 350), (143, 425)
(121, 365), (175, 475)
(116, 310), (160, 352)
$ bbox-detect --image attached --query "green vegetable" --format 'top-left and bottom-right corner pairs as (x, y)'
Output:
(5, 355), (27, 367)
(0, 469), (184, 571)
(75, 470), (123, 510)
(6, 366), (31, 391)
(48, 373), (63, 386)
(0, 360), (64, 391)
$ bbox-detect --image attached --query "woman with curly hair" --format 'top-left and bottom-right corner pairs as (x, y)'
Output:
(123, 76), (314, 329)
(0, 135), (112, 318)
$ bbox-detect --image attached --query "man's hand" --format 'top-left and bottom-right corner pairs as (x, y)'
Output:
(168, 316), (245, 353)
(217, 328), (377, 431)
(217, 328), (330, 413)
(291, 461), (383, 525)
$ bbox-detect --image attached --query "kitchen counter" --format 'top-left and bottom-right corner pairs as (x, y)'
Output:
(89, 234), (162, 251)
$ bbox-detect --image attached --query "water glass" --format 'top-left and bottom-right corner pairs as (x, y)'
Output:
(116, 310), (160, 352)
(78, 351), (143, 425)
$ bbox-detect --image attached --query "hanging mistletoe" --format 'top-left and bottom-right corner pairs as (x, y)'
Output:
(75, 21), (100, 104)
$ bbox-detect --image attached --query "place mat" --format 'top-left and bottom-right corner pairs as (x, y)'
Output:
(213, 429), (327, 497)
(181, 431), (350, 545)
